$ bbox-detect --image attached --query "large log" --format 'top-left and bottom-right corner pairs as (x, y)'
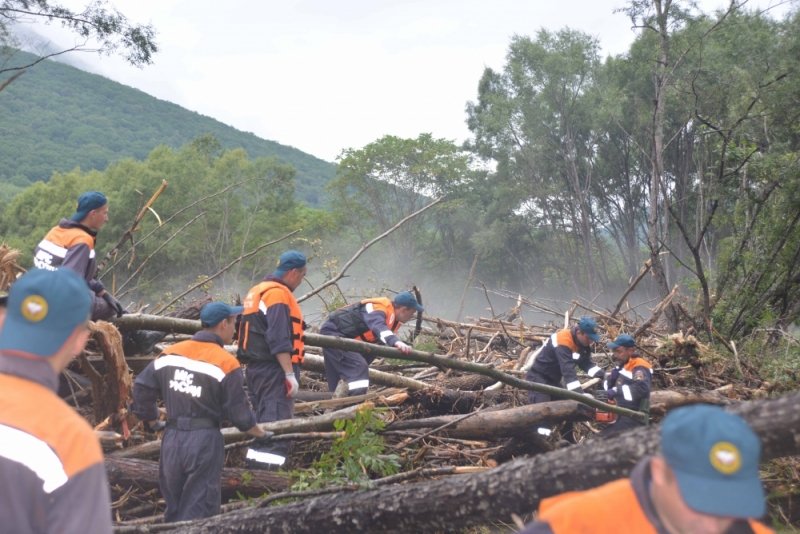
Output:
(390, 388), (728, 439)
(111, 403), (370, 459)
(155, 391), (800, 533)
(105, 457), (290, 497)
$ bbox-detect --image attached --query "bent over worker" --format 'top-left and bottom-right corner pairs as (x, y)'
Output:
(131, 302), (266, 522)
(0, 268), (112, 533)
(525, 316), (605, 438)
(320, 291), (423, 396)
(598, 333), (652, 437)
(518, 404), (773, 534)
(238, 250), (307, 470)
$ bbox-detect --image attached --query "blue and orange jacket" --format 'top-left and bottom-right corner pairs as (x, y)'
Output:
(33, 219), (104, 294)
(132, 331), (257, 431)
(237, 277), (305, 364)
(518, 457), (773, 534)
(0, 353), (112, 533)
(528, 327), (603, 391)
(605, 356), (653, 416)
(320, 297), (403, 347)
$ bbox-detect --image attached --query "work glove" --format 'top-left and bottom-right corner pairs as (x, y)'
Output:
(606, 387), (618, 401)
(102, 292), (126, 317)
(284, 372), (299, 398)
(394, 340), (412, 354)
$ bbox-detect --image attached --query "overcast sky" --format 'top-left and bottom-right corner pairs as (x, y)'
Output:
(23, 0), (795, 162)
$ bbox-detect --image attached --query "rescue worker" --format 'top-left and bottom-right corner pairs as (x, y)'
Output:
(525, 316), (605, 438)
(237, 250), (307, 470)
(0, 268), (112, 532)
(598, 333), (652, 437)
(518, 404), (773, 534)
(33, 190), (164, 354)
(320, 291), (422, 396)
(131, 301), (267, 522)
(33, 191), (121, 320)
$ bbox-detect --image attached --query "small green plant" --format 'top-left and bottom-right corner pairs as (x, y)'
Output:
(291, 407), (401, 490)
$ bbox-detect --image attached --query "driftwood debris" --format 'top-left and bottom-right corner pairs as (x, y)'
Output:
(150, 391), (800, 534)
(106, 457), (290, 497)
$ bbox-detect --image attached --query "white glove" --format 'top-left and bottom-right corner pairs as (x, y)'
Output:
(394, 340), (412, 354)
(284, 372), (299, 398)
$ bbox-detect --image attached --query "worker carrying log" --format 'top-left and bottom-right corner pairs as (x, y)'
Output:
(519, 404), (774, 533)
(320, 291), (423, 396)
(0, 268), (112, 532)
(238, 250), (307, 470)
(32, 190), (163, 355)
(130, 302), (268, 522)
(596, 333), (653, 437)
(525, 316), (605, 440)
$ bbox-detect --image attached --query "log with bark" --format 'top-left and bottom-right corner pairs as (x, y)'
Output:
(142, 391), (800, 534)
(106, 457), (290, 497)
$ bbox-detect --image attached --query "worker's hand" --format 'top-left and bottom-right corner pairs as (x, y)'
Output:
(284, 372), (299, 398)
(606, 387), (618, 401)
(102, 292), (126, 317)
(394, 340), (412, 354)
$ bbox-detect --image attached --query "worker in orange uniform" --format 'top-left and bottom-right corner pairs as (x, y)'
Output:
(132, 301), (267, 521)
(320, 291), (422, 395)
(598, 333), (652, 437)
(0, 268), (112, 532)
(518, 404), (773, 534)
(237, 250), (307, 470)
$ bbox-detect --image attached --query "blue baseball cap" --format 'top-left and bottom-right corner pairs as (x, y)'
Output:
(273, 250), (307, 277)
(577, 316), (600, 342)
(0, 269), (91, 357)
(70, 191), (108, 222)
(200, 302), (244, 328)
(393, 291), (424, 312)
(661, 404), (765, 518)
(607, 333), (635, 349)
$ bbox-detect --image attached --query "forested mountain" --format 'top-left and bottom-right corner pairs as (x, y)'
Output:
(0, 49), (335, 205)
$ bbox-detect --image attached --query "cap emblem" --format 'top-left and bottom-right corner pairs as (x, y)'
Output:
(21, 295), (48, 322)
(709, 441), (741, 475)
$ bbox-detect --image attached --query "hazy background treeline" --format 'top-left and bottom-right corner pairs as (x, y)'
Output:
(1, 2), (799, 341)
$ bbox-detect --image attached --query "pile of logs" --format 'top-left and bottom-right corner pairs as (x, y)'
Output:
(55, 303), (796, 532)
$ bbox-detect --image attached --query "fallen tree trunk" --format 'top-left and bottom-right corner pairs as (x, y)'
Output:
(111, 403), (371, 459)
(153, 391), (800, 534)
(113, 315), (643, 420)
(105, 457), (290, 497)
(391, 388), (728, 439)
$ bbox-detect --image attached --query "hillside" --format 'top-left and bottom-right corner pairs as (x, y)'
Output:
(0, 49), (335, 206)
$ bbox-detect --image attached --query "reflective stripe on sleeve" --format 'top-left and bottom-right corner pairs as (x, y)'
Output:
(0, 424), (68, 494)
(379, 329), (394, 344)
(587, 366), (602, 377)
(620, 369), (634, 379)
(566, 380), (582, 391)
(36, 239), (69, 258)
(246, 449), (286, 466)
(537, 427), (552, 436)
(348, 379), (369, 391)
(622, 384), (633, 401)
(572, 352), (581, 360)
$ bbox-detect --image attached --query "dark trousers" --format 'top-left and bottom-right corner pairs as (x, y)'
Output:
(245, 360), (296, 467)
(323, 347), (372, 396)
(525, 370), (574, 440)
(159, 428), (224, 522)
